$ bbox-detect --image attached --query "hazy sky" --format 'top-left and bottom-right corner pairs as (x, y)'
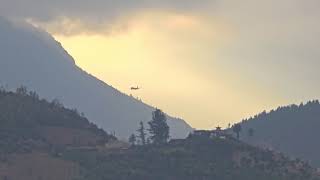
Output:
(1, 0), (320, 129)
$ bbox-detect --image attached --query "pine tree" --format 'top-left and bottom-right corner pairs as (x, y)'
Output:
(148, 109), (170, 145)
(129, 134), (136, 146)
(233, 124), (242, 139)
(137, 121), (147, 146)
(16, 85), (28, 96)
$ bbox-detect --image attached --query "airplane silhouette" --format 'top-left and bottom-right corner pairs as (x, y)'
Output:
(131, 86), (140, 90)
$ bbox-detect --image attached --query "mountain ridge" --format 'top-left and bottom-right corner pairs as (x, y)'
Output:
(234, 100), (320, 167)
(0, 16), (192, 139)
(0, 89), (317, 180)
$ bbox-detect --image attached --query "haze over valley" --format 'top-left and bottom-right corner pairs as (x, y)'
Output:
(0, 0), (320, 179)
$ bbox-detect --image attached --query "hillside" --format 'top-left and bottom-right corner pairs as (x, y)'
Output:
(0, 87), (115, 153)
(236, 100), (320, 167)
(65, 136), (319, 180)
(0, 89), (318, 180)
(0, 16), (192, 139)
(0, 88), (115, 180)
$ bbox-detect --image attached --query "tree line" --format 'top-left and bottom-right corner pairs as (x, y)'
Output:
(129, 109), (170, 146)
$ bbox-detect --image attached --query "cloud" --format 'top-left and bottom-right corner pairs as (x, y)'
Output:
(1, 0), (320, 127)
(0, 0), (214, 35)
(2, 0), (319, 92)
(11, 0), (318, 95)
(211, 0), (320, 101)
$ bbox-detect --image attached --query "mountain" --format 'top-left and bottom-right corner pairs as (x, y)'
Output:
(0, 88), (116, 152)
(235, 100), (320, 167)
(0, 17), (192, 139)
(0, 90), (318, 180)
(0, 88), (114, 180)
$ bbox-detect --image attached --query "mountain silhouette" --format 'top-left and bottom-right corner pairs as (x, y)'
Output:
(236, 100), (320, 167)
(0, 89), (317, 180)
(0, 17), (192, 139)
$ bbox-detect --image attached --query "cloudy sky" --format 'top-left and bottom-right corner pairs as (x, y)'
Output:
(1, 0), (320, 129)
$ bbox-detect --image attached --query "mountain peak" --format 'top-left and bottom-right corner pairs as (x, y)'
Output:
(0, 17), (192, 139)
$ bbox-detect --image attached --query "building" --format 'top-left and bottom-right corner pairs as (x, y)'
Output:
(191, 127), (233, 140)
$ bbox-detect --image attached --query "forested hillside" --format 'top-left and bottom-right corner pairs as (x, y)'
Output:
(0, 86), (115, 154)
(237, 100), (320, 167)
(66, 137), (320, 180)
(0, 88), (318, 180)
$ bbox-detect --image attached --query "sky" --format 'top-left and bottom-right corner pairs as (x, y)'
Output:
(1, 0), (320, 129)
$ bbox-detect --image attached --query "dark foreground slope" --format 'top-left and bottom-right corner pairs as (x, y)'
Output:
(237, 100), (320, 167)
(0, 90), (318, 180)
(0, 17), (192, 139)
(0, 89), (115, 180)
(63, 136), (319, 180)
(0, 88), (115, 153)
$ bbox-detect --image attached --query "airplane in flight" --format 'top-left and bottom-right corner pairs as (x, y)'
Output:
(130, 86), (141, 90)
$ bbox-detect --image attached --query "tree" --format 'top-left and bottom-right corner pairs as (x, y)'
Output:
(16, 85), (28, 95)
(129, 134), (136, 146)
(29, 91), (39, 100)
(51, 98), (63, 108)
(233, 124), (242, 139)
(148, 109), (170, 145)
(0, 85), (6, 93)
(137, 121), (147, 146)
(248, 128), (254, 137)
